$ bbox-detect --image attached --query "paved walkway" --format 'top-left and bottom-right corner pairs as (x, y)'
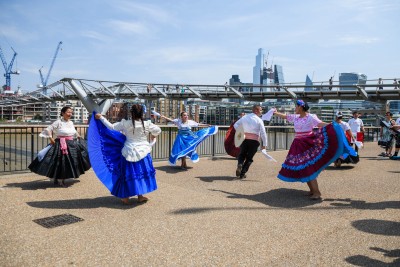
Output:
(0, 145), (399, 266)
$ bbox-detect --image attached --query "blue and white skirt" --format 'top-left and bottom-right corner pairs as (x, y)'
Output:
(88, 113), (157, 198)
(168, 126), (218, 165)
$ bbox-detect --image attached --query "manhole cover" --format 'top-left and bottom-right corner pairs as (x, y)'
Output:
(33, 213), (84, 228)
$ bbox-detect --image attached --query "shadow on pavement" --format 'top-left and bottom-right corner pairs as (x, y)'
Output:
(155, 165), (193, 174)
(345, 224), (400, 266)
(196, 176), (236, 182)
(324, 198), (400, 210)
(26, 196), (139, 210)
(4, 179), (80, 190)
(210, 188), (322, 208)
(351, 219), (400, 236)
(325, 166), (355, 171)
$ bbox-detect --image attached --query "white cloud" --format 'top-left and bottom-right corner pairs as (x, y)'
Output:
(108, 20), (149, 35)
(338, 36), (380, 45)
(80, 31), (111, 42)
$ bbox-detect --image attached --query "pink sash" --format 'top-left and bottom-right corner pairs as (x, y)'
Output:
(244, 132), (260, 141)
(59, 136), (73, 155)
(295, 131), (313, 138)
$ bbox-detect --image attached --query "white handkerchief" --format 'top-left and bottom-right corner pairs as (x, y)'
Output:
(151, 110), (161, 117)
(261, 149), (277, 162)
(354, 141), (363, 149)
(261, 108), (276, 121)
(149, 138), (156, 146)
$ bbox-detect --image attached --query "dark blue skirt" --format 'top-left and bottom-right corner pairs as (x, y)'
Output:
(88, 113), (157, 198)
(28, 139), (91, 179)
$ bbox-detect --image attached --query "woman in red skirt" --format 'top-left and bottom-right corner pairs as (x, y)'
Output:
(273, 100), (356, 200)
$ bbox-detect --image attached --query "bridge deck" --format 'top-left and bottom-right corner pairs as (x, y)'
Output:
(0, 145), (399, 266)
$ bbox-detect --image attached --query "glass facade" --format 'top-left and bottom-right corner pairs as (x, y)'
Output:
(339, 72), (367, 91)
(252, 48), (265, 92)
(274, 65), (285, 85)
(305, 75), (313, 91)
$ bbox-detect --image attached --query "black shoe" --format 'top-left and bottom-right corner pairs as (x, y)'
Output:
(236, 164), (242, 177)
(239, 174), (247, 179)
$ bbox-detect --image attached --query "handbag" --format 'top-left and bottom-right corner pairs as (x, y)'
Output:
(378, 140), (388, 147)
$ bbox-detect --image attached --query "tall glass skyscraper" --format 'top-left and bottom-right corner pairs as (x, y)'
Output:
(252, 48), (265, 92)
(305, 75), (313, 91)
(274, 65), (285, 85)
(339, 72), (367, 90)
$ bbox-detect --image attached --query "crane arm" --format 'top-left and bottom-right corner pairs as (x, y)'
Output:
(43, 41), (62, 86)
(7, 48), (17, 73)
(0, 45), (8, 71)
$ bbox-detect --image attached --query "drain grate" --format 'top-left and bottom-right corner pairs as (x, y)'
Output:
(33, 213), (84, 228)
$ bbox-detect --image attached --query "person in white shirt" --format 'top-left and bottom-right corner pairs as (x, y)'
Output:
(348, 111), (364, 152)
(233, 105), (267, 179)
(334, 111), (357, 167)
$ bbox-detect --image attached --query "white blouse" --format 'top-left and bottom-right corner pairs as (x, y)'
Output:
(172, 119), (199, 130)
(100, 117), (161, 162)
(39, 118), (78, 138)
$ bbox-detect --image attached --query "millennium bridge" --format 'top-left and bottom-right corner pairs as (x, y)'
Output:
(0, 77), (399, 114)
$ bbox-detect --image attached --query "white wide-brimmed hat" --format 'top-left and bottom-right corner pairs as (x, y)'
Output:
(234, 125), (245, 147)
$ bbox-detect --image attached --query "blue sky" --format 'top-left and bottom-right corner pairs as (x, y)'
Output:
(0, 0), (399, 93)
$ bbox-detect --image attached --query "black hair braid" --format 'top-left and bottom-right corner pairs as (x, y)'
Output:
(130, 104), (145, 134)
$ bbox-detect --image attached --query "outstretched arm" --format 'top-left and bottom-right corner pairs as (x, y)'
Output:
(273, 110), (287, 120)
(160, 114), (174, 122)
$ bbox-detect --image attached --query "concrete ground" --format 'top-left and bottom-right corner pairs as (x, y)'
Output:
(0, 145), (399, 266)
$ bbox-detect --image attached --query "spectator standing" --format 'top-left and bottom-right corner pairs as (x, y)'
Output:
(378, 78), (383, 90)
(348, 111), (365, 153)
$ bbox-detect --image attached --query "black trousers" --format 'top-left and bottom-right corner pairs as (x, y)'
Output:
(237, 139), (260, 175)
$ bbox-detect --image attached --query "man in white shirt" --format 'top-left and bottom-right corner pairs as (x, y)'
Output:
(348, 111), (364, 152)
(234, 105), (267, 179)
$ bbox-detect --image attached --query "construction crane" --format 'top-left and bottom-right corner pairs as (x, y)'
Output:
(38, 41), (62, 88)
(0, 45), (20, 91)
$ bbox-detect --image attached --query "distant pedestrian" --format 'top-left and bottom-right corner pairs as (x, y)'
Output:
(378, 78), (383, 90)
(348, 111), (365, 153)
(379, 112), (396, 157)
(234, 105), (267, 179)
(28, 106), (91, 187)
(333, 111), (359, 167)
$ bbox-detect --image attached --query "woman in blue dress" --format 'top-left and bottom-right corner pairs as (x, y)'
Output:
(88, 104), (161, 204)
(160, 111), (218, 169)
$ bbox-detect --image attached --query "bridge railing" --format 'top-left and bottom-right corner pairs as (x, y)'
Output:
(0, 125), (381, 174)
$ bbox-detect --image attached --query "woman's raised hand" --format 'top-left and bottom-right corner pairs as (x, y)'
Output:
(95, 113), (102, 119)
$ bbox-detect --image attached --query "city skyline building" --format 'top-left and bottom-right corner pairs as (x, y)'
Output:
(252, 48), (265, 89)
(339, 72), (367, 90)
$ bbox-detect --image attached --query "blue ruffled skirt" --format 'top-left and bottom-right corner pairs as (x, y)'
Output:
(168, 126), (218, 165)
(88, 113), (157, 198)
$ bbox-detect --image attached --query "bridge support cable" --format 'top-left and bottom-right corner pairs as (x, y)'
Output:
(152, 85), (167, 98)
(282, 86), (297, 99)
(228, 86), (244, 98)
(185, 86), (202, 98)
(356, 85), (369, 100)
(68, 79), (114, 114)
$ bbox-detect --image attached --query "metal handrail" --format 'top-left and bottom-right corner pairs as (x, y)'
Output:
(0, 125), (381, 174)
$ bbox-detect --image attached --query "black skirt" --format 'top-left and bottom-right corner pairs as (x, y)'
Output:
(28, 139), (91, 179)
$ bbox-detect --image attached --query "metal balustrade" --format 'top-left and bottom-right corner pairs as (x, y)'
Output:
(0, 125), (381, 174)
